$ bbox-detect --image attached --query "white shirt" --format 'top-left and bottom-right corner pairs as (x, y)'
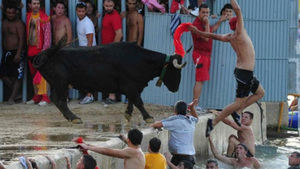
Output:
(162, 115), (198, 155)
(77, 16), (96, 46)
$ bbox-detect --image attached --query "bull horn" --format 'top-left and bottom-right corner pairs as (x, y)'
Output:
(172, 59), (187, 69)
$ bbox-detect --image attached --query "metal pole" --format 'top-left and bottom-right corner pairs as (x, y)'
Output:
(97, 0), (103, 101)
(21, 0), (27, 102)
(121, 0), (126, 42)
(69, 0), (79, 43)
(0, 0), (3, 102)
(121, 0), (127, 102)
(168, 0), (171, 13)
(69, 0), (80, 99)
(45, 0), (50, 16)
(97, 0), (103, 44)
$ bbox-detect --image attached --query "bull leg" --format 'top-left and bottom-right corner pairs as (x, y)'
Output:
(51, 87), (82, 124)
(124, 100), (133, 122)
(132, 96), (154, 123)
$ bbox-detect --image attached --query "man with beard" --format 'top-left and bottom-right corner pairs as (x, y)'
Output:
(0, 3), (25, 105)
(101, 0), (122, 104)
(26, 0), (51, 106)
(51, 0), (72, 45)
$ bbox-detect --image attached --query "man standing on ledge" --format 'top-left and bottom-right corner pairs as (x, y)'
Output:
(190, 3), (227, 109)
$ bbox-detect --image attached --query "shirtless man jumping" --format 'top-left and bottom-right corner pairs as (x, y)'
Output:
(123, 0), (144, 46)
(189, 0), (265, 137)
(0, 3), (25, 104)
(208, 136), (260, 169)
(51, 0), (72, 45)
(78, 129), (145, 169)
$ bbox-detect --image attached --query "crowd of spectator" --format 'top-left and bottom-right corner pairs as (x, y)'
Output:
(0, 0), (227, 106)
(0, 0), (296, 169)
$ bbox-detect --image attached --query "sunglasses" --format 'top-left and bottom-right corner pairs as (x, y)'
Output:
(77, 1), (87, 7)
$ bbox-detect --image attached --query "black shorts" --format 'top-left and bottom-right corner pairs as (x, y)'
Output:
(171, 154), (195, 166)
(0, 50), (24, 79)
(234, 68), (260, 98)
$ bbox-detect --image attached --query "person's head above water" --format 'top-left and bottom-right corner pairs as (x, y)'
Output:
(206, 159), (218, 169)
(289, 151), (300, 166)
(177, 160), (193, 169)
(241, 111), (254, 126)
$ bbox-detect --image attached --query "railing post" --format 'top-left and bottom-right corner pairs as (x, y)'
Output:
(69, 0), (79, 46)
(97, 0), (105, 101)
(121, 0), (126, 41)
(0, 0), (3, 102)
(98, 0), (103, 44)
(45, 0), (50, 16)
(68, 0), (80, 99)
(22, 0), (27, 103)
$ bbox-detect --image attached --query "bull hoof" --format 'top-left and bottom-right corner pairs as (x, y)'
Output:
(144, 117), (154, 123)
(71, 118), (83, 124)
(124, 113), (132, 122)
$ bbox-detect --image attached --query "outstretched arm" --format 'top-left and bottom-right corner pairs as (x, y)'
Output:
(222, 118), (244, 131)
(151, 121), (163, 128)
(212, 110), (243, 131)
(189, 25), (230, 42)
(79, 143), (131, 159)
(211, 15), (228, 33)
(188, 99), (198, 119)
(253, 158), (261, 169)
(231, 0), (244, 34)
(208, 136), (234, 165)
(164, 152), (180, 169)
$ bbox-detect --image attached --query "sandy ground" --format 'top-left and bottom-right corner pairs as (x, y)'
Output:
(0, 100), (173, 164)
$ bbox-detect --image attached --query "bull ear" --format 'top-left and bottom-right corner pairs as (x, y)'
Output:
(56, 34), (67, 49)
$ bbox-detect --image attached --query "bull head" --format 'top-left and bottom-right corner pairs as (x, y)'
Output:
(172, 59), (187, 69)
(163, 54), (184, 92)
(33, 36), (67, 69)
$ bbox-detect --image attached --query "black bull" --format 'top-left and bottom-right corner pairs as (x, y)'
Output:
(33, 42), (186, 123)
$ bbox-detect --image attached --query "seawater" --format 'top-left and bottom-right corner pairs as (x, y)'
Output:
(195, 136), (300, 169)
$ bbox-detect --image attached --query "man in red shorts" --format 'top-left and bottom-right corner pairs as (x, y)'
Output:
(191, 3), (227, 108)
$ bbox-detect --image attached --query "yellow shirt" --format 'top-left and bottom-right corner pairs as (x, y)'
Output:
(145, 152), (167, 169)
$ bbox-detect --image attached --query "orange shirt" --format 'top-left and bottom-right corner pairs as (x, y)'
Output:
(145, 153), (167, 169)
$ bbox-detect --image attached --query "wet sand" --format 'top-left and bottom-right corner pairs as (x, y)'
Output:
(0, 101), (173, 165)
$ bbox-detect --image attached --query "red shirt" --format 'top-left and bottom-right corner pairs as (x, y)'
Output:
(26, 11), (51, 57)
(191, 17), (213, 56)
(101, 10), (122, 44)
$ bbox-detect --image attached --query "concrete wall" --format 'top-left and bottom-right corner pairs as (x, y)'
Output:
(265, 102), (289, 128)
(3, 104), (266, 169)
